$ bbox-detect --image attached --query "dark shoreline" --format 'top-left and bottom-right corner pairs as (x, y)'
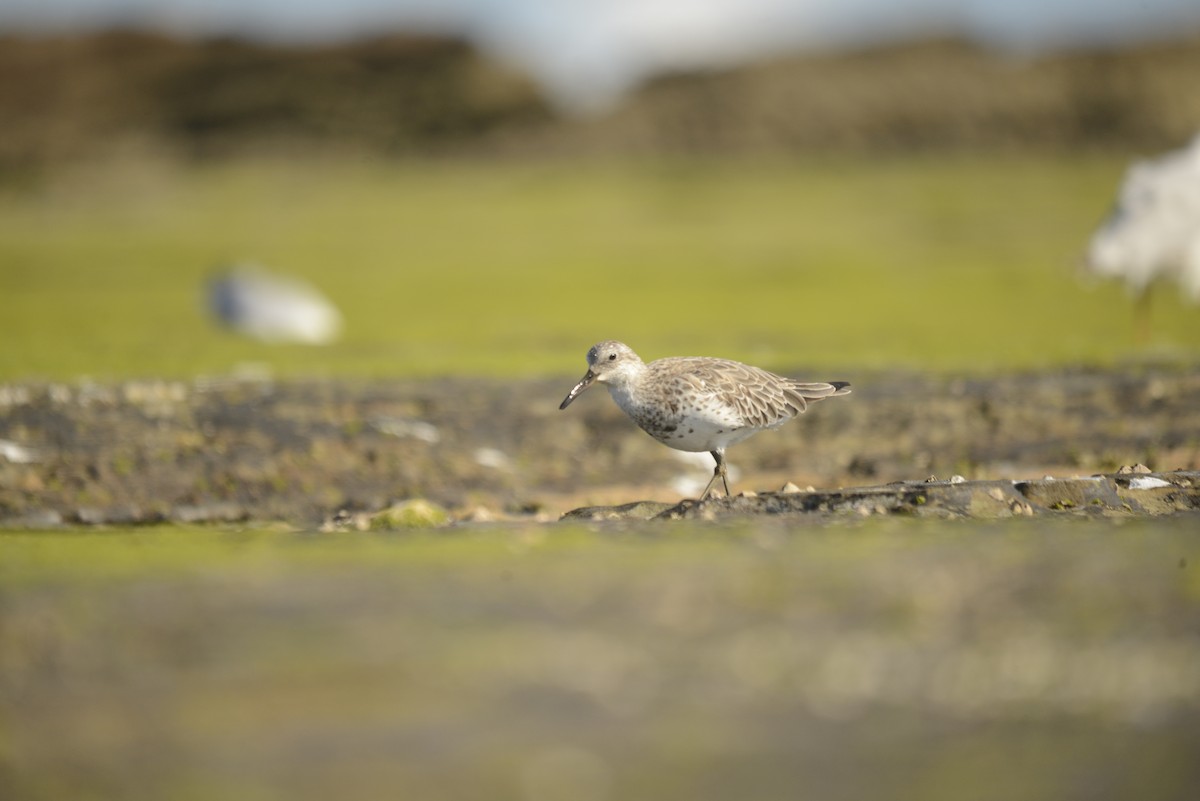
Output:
(3, 365), (1198, 527)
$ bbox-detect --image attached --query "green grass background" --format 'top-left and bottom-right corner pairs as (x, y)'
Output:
(3, 154), (1197, 382)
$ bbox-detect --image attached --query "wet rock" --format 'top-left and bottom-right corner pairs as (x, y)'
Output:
(322, 499), (453, 531)
(455, 506), (501, 523)
(570, 471), (1200, 522)
(73, 507), (106, 525)
(170, 502), (249, 524)
(368, 499), (450, 529)
(72, 506), (156, 526)
(1014, 476), (1126, 513)
(321, 508), (370, 531)
(5, 509), (64, 528)
(1112, 471), (1200, 515)
(560, 500), (676, 522)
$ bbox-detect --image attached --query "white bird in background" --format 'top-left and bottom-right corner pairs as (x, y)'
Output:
(207, 264), (343, 345)
(1083, 134), (1200, 341)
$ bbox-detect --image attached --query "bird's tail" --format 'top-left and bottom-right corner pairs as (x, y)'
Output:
(791, 380), (851, 398)
(783, 380), (851, 413)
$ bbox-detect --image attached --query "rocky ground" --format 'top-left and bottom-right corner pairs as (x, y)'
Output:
(2, 364), (1199, 528)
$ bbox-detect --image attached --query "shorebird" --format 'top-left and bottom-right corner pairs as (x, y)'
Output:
(1083, 134), (1200, 341)
(559, 340), (851, 499)
(207, 263), (343, 345)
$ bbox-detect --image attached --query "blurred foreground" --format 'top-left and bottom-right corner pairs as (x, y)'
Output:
(2, 521), (1198, 800)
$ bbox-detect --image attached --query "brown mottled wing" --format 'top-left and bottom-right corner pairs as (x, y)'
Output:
(657, 358), (849, 428)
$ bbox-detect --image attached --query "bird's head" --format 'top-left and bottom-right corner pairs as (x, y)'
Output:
(559, 340), (643, 409)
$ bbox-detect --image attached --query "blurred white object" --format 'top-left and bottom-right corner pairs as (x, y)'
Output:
(370, 417), (442, 444)
(1084, 135), (1200, 338)
(473, 447), (513, 470)
(207, 264), (343, 345)
(1127, 476), (1172, 490)
(669, 450), (740, 497)
(0, 439), (38, 464)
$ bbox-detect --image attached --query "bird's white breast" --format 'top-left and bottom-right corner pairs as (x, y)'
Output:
(607, 380), (769, 453)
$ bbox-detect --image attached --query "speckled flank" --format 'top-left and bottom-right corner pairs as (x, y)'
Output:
(560, 340), (851, 499)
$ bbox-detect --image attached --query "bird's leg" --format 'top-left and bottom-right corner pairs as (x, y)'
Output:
(699, 450), (731, 500)
(1134, 286), (1152, 345)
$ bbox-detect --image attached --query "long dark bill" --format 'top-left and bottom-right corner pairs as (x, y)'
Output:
(559, 371), (596, 409)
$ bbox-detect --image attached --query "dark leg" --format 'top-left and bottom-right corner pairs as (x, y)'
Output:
(1134, 287), (1151, 345)
(699, 449), (732, 500)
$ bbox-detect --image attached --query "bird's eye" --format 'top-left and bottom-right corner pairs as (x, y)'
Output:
(608, 353), (617, 361)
